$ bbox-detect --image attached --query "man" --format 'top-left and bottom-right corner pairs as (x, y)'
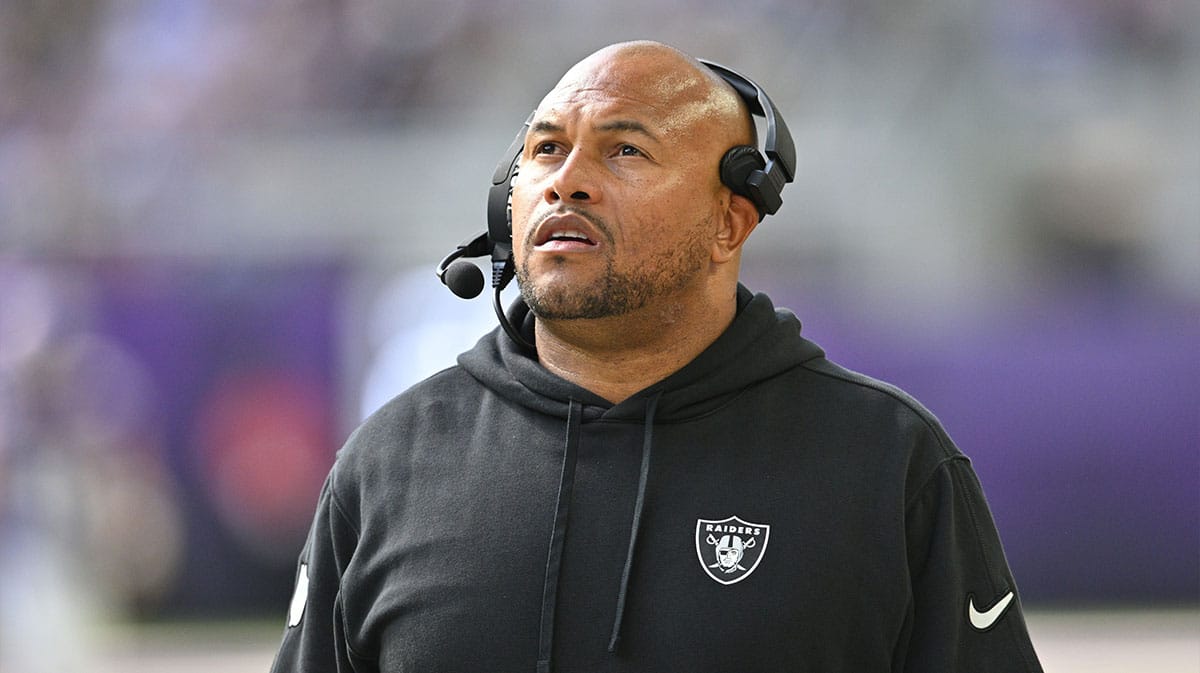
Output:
(272, 41), (1043, 672)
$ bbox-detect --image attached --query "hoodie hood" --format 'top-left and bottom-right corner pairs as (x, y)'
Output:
(458, 284), (825, 420)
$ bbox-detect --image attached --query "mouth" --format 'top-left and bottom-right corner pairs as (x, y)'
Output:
(531, 213), (602, 251)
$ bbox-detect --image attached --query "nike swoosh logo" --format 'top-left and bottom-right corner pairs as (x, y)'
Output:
(968, 591), (1015, 631)
(287, 564), (310, 628)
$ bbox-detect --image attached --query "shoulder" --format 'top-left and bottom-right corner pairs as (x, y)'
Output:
(798, 356), (960, 458)
(353, 365), (479, 440)
(787, 356), (967, 505)
(327, 364), (484, 509)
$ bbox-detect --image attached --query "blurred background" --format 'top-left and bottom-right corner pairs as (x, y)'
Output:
(0, 0), (1196, 671)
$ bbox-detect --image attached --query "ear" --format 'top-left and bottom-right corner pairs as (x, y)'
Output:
(711, 193), (760, 265)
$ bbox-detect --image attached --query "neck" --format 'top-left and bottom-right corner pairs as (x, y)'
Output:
(533, 286), (738, 404)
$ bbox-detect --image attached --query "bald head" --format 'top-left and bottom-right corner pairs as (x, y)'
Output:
(538, 41), (755, 155)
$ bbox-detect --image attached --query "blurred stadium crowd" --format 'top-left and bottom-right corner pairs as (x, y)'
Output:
(0, 0), (1196, 670)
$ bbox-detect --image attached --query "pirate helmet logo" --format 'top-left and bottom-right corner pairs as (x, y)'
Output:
(695, 515), (771, 585)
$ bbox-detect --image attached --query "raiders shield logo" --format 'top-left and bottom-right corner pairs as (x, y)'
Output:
(695, 516), (770, 585)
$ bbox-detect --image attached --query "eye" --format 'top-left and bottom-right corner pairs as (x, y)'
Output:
(617, 144), (643, 157)
(532, 141), (561, 156)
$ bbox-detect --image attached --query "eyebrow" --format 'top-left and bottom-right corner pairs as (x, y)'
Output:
(596, 120), (659, 142)
(528, 119), (660, 143)
(529, 120), (564, 135)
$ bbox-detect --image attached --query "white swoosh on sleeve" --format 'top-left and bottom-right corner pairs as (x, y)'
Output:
(288, 564), (310, 628)
(968, 591), (1015, 630)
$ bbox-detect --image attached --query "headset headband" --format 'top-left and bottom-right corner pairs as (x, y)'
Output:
(698, 58), (796, 216)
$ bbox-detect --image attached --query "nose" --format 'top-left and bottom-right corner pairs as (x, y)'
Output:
(544, 150), (599, 205)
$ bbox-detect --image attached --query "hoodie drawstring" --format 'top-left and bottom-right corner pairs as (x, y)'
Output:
(537, 398), (582, 673)
(536, 392), (662, 670)
(608, 390), (662, 653)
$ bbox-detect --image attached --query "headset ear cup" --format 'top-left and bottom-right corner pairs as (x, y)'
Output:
(719, 145), (766, 204)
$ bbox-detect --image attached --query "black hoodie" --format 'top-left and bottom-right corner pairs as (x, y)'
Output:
(271, 286), (1043, 672)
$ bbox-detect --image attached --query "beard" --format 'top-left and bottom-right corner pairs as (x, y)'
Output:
(516, 212), (713, 321)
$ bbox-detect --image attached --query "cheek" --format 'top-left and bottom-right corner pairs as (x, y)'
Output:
(621, 176), (716, 241)
(642, 172), (714, 218)
(616, 174), (687, 223)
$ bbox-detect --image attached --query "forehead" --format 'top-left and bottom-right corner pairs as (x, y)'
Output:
(532, 56), (725, 137)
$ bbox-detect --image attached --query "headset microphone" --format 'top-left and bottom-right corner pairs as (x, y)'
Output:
(436, 233), (490, 299)
(442, 261), (485, 299)
(435, 117), (533, 349)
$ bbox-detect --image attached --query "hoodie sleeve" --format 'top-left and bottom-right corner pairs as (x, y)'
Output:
(899, 457), (1043, 672)
(269, 470), (368, 673)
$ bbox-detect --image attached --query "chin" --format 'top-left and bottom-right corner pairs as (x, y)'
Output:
(517, 252), (663, 321)
(519, 282), (619, 321)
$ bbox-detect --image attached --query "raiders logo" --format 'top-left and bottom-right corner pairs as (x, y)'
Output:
(695, 515), (771, 585)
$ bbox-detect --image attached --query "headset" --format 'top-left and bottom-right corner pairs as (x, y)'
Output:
(436, 58), (796, 349)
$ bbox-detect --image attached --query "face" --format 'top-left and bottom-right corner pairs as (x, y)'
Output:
(510, 47), (737, 321)
(716, 535), (744, 569)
